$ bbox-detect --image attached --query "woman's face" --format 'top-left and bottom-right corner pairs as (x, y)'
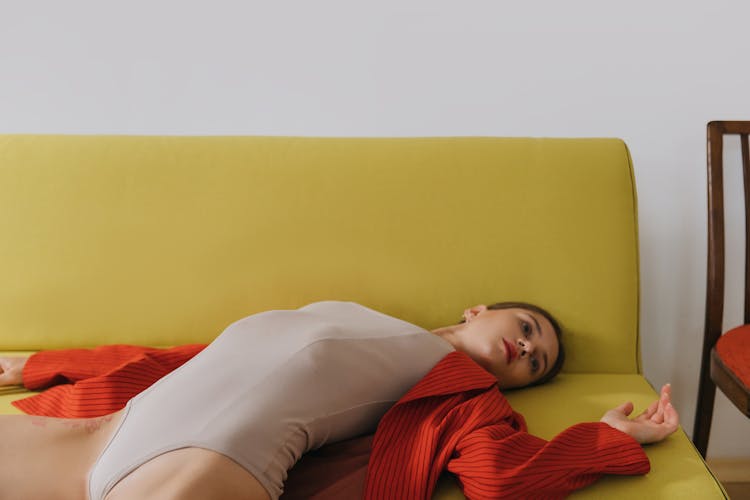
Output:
(455, 305), (560, 389)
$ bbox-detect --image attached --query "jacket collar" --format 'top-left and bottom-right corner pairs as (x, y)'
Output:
(395, 351), (498, 405)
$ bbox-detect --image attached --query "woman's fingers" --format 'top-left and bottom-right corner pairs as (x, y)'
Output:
(603, 385), (680, 444)
(0, 368), (17, 386)
(664, 402), (680, 429)
(650, 403), (680, 443)
(649, 384), (671, 424)
(661, 383), (672, 405)
(615, 401), (634, 417)
(646, 385), (679, 442)
(0, 357), (26, 386)
(640, 400), (659, 419)
(635, 384), (675, 425)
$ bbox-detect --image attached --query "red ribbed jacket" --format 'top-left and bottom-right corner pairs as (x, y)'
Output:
(14, 347), (649, 499)
(15, 344), (206, 418)
(363, 352), (649, 499)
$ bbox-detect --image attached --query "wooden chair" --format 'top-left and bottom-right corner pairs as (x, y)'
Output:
(693, 121), (750, 457)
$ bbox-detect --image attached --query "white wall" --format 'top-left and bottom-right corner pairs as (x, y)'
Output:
(1, 1), (748, 457)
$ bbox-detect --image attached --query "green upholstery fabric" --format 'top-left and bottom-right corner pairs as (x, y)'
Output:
(0, 135), (724, 498)
(432, 375), (728, 498)
(0, 371), (725, 498)
(0, 135), (637, 374)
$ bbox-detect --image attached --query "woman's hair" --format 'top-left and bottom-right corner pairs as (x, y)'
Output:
(468, 301), (566, 386)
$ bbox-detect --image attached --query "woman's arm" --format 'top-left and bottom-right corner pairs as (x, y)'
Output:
(364, 351), (681, 499)
(1, 345), (207, 391)
(1, 348), (168, 389)
(11, 344), (206, 418)
(365, 386), (654, 499)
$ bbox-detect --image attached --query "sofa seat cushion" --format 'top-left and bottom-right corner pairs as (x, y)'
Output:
(319, 374), (724, 499)
(0, 356), (725, 499)
(498, 373), (725, 499)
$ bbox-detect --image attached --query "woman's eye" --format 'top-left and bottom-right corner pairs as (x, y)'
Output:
(530, 356), (540, 373)
(521, 321), (531, 337)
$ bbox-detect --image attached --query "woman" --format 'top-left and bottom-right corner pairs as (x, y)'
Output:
(0, 301), (678, 500)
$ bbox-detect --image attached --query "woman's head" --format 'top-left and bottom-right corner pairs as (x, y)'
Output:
(435, 301), (564, 389)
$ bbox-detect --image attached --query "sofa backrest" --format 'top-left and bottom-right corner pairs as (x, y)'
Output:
(0, 135), (640, 374)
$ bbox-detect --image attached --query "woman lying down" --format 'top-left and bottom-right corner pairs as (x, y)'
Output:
(0, 301), (679, 500)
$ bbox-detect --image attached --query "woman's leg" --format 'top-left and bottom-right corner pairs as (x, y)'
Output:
(105, 447), (271, 500)
(0, 410), (123, 500)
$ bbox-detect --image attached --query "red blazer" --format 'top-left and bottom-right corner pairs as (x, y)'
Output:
(15, 347), (649, 499)
(15, 344), (206, 418)
(363, 351), (649, 499)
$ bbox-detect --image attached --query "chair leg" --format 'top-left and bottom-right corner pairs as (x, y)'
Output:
(693, 368), (717, 457)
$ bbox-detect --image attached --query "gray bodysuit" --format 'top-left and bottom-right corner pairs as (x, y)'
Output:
(87, 301), (454, 500)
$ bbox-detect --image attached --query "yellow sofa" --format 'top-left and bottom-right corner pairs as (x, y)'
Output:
(0, 135), (725, 498)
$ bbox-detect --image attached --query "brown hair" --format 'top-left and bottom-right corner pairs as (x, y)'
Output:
(468, 301), (565, 386)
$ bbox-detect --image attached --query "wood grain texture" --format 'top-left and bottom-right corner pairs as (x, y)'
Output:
(694, 121), (750, 457)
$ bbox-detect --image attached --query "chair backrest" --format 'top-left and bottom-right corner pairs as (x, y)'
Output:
(0, 135), (641, 375)
(703, 121), (750, 354)
(694, 120), (750, 455)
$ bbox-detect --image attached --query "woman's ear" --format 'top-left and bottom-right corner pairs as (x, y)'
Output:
(463, 304), (488, 323)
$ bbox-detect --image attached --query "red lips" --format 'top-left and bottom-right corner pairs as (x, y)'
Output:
(503, 338), (518, 364)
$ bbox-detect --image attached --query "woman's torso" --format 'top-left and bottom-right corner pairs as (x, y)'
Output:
(89, 301), (454, 500)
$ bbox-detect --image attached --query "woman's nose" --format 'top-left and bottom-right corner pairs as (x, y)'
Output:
(518, 339), (535, 355)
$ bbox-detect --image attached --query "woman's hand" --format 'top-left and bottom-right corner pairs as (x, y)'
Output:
(0, 356), (28, 386)
(600, 383), (680, 444)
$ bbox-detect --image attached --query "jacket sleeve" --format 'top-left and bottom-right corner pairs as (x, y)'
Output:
(22, 344), (205, 389)
(364, 389), (650, 500)
(13, 344), (205, 418)
(448, 421), (649, 499)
